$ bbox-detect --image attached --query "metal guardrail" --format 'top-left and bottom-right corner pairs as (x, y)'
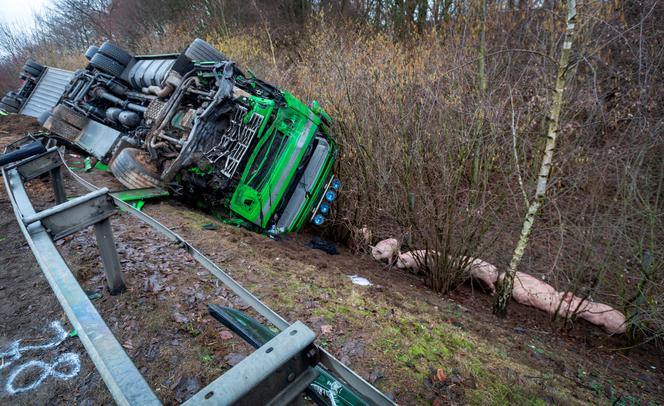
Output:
(1, 142), (397, 405)
(2, 155), (160, 406)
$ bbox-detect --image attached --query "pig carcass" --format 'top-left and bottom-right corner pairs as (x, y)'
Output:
(509, 272), (565, 315)
(465, 258), (499, 294)
(559, 294), (627, 335)
(396, 250), (438, 270)
(396, 253), (498, 293)
(370, 238), (400, 262)
(507, 272), (626, 334)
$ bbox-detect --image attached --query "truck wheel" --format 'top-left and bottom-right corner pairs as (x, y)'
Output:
(84, 45), (99, 61)
(22, 65), (42, 77)
(90, 53), (125, 78)
(0, 101), (18, 113)
(52, 105), (89, 129)
(98, 41), (132, 65)
(109, 147), (162, 189)
(184, 38), (227, 62)
(1, 94), (21, 109)
(24, 59), (44, 72)
(23, 59), (44, 77)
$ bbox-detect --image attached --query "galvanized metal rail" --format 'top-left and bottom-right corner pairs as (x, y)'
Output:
(1, 141), (396, 405)
(2, 152), (160, 406)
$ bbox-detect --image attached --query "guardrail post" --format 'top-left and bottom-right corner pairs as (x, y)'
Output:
(50, 166), (67, 204)
(21, 186), (126, 295)
(94, 218), (125, 294)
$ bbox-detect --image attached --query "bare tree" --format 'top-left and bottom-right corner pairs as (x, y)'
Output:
(493, 0), (579, 317)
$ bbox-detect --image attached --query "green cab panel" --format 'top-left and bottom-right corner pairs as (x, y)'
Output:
(229, 91), (335, 232)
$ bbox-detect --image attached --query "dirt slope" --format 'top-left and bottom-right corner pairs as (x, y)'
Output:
(0, 114), (662, 405)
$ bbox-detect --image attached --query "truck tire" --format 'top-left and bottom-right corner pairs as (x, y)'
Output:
(90, 53), (125, 78)
(0, 101), (18, 113)
(84, 45), (99, 61)
(52, 105), (89, 129)
(43, 115), (81, 141)
(98, 41), (132, 65)
(1, 94), (21, 109)
(184, 38), (227, 63)
(25, 58), (44, 71)
(109, 147), (162, 189)
(24, 59), (44, 72)
(23, 66), (42, 77)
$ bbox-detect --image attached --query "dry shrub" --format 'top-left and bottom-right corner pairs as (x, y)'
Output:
(30, 45), (88, 71)
(205, 19), (502, 292)
(277, 19), (504, 292)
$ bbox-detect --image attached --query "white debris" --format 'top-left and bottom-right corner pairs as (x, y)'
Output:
(349, 275), (372, 286)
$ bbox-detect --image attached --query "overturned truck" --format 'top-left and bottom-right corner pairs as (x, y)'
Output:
(2, 39), (340, 232)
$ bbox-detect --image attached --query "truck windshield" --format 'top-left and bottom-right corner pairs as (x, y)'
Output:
(247, 131), (287, 189)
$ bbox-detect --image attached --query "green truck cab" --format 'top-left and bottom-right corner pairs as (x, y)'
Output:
(230, 92), (338, 232)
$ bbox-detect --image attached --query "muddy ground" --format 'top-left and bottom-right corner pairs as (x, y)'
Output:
(0, 114), (662, 405)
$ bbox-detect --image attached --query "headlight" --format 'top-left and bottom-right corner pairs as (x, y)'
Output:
(313, 214), (325, 225)
(331, 179), (342, 190)
(325, 190), (336, 202)
(320, 203), (330, 214)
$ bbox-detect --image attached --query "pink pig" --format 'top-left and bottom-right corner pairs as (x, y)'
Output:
(576, 301), (627, 335)
(509, 272), (565, 314)
(370, 238), (400, 262)
(465, 258), (499, 294)
(507, 273), (626, 334)
(396, 250), (438, 269)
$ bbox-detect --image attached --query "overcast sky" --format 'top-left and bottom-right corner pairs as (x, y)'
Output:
(0, 0), (52, 26)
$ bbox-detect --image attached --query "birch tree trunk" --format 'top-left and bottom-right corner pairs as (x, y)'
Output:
(493, 0), (578, 317)
(472, 0), (488, 186)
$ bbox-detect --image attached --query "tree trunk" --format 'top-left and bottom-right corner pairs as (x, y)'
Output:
(493, 0), (578, 317)
(472, 0), (488, 187)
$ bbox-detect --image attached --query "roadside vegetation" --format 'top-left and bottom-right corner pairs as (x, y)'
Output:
(0, 0), (662, 354)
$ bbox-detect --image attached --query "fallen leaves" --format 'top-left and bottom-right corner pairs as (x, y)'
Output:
(172, 312), (189, 324)
(219, 330), (234, 340)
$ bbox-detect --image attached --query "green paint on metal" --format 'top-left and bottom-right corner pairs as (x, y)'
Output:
(84, 157), (92, 172)
(111, 187), (169, 202)
(211, 306), (367, 406)
(189, 165), (214, 176)
(94, 161), (110, 171)
(229, 91), (336, 233)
